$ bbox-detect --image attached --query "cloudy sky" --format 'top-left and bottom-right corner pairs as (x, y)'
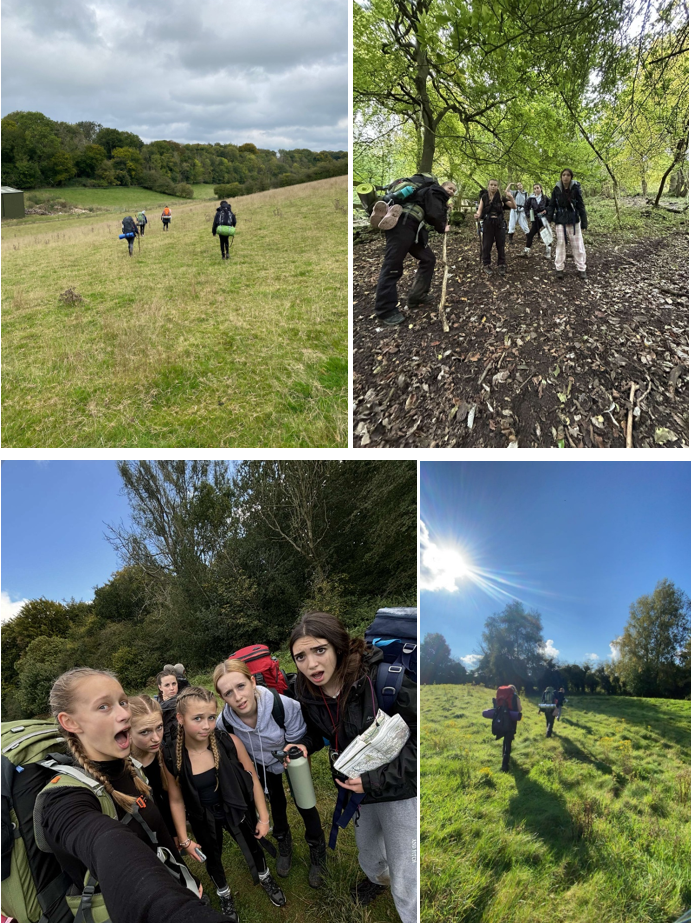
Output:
(421, 462), (691, 667)
(1, 0), (347, 151)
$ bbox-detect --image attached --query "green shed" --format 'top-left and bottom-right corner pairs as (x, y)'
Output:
(1, 186), (25, 219)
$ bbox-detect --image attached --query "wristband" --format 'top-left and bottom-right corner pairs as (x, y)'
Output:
(180, 838), (191, 849)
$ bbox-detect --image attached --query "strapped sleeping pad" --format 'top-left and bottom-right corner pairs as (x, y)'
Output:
(491, 686), (517, 740)
(1, 720), (197, 923)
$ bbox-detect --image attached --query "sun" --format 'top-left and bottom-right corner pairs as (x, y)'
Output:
(421, 537), (470, 592)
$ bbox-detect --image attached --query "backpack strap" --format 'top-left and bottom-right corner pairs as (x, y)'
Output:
(374, 641), (416, 714)
(328, 786), (366, 850)
(269, 688), (285, 731)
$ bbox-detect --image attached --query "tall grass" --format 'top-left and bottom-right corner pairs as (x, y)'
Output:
(421, 685), (691, 923)
(2, 177), (347, 447)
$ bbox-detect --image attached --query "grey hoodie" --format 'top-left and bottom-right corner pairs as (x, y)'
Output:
(215, 685), (307, 780)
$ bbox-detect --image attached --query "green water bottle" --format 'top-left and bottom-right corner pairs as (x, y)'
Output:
(274, 747), (316, 810)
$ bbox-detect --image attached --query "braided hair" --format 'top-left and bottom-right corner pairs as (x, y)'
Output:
(49, 667), (150, 813)
(128, 694), (168, 791)
(174, 686), (220, 789)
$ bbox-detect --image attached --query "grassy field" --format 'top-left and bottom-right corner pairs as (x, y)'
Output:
(2, 177), (347, 447)
(138, 670), (399, 923)
(421, 684), (691, 923)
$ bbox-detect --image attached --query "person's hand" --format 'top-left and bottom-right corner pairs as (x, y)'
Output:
(283, 743), (307, 762)
(474, 212), (481, 220)
(255, 818), (271, 839)
(445, 224), (451, 233)
(336, 776), (364, 794)
(198, 884), (204, 899)
(184, 840), (204, 861)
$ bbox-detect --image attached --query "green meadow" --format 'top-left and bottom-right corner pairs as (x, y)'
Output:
(139, 670), (398, 923)
(421, 684), (691, 923)
(2, 177), (347, 447)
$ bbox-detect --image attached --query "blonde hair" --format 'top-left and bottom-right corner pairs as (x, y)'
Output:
(213, 658), (253, 694)
(174, 686), (220, 786)
(128, 695), (168, 791)
(49, 667), (150, 813)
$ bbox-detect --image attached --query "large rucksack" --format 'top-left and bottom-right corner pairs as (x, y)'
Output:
(228, 645), (289, 695)
(364, 607), (417, 714)
(1, 720), (196, 923)
(491, 686), (517, 740)
(136, 212), (145, 224)
(122, 216), (136, 235)
(217, 206), (236, 233)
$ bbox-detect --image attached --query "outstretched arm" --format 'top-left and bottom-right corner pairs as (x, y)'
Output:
(231, 734), (271, 839)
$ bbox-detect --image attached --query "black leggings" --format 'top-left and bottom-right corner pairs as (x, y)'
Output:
(219, 235), (230, 256)
(162, 219), (171, 231)
(502, 735), (513, 769)
(525, 218), (549, 249)
(204, 815), (266, 891)
(138, 223), (146, 236)
(482, 217), (506, 265)
(264, 769), (322, 841)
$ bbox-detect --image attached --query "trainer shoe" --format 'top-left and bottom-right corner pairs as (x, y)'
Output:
(483, 265), (492, 275)
(522, 247), (530, 257)
(351, 878), (388, 906)
(218, 892), (239, 923)
(378, 204), (403, 231)
(259, 871), (286, 907)
(380, 311), (405, 326)
(369, 200), (388, 229)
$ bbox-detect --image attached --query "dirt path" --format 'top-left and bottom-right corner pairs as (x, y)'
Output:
(353, 226), (689, 448)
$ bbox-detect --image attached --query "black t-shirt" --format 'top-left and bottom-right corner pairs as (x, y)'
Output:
(40, 758), (228, 923)
(192, 766), (224, 818)
(141, 753), (176, 839)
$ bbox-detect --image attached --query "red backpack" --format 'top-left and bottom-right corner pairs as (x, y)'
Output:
(495, 686), (516, 709)
(228, 644), (289, 694)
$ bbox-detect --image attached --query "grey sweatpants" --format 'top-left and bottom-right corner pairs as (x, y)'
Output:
(355, 797), (418, 923)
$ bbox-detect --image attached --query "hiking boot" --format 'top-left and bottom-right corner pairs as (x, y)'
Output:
(218, 892), (239, 923)
(522, 247), (530, 257)
(259, 871), (286, 907)
(483, 265), (492, 275)
(378, 204), (403, 231)
(307, 834), (327, 889)
(507, 234), (513, 246)
(407, 292), (432, 309)
(351, 878), (387, 906)
(555, 268), (564, 277)
(380, 311), (405, 326)
(578, 270), (587, 280)
(498, 265), (506, 275)
(369, 200), (388, 229)
(275, 829), (292, 877)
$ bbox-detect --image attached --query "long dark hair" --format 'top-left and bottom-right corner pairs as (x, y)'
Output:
(289, 611), (367, 703)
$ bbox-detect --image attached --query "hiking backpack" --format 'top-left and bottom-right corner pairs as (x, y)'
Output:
(136, 212), (145, 224)
(162, 208), (171, 217)
(491, 686), (517, 740)
(228, 645), (290, 696)
(122, 216), (136, 235)
(1, 720), (197, 923)
(364, 607), (417, 714)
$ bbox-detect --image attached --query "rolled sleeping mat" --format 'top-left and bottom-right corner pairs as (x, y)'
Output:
(119, 233), (135, 240)
(483, 708), (522, 721)
(355, 182), (378, 214)
(538, 703), (557, 710)
(216, 225), (235, 236)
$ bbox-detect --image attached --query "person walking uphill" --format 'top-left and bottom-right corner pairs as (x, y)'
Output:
(547, 168), (588, 279)
(482, 684), (522, 772)
(475, 181), (516, 275)
(121, 215), (139, 256)
(373, 176), (456, 326)
(161, 205), (172, 231)
(137, 210), (148, 237)
(212, 200), (237, 260)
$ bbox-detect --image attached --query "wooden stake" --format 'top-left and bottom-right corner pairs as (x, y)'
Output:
(439, 231), (449, 333)
(626, 381), (637, 448)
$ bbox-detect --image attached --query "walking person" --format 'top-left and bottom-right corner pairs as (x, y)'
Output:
(547, 168), (588, 279)
(475, 180), (516, 275)
(212, 200), (237, 260)
(554, 687), (566, 720)
(136, 210), (148, 237)
(540, 687), (557, 737)
(373, 177), (456, 325)
(290, 611), (417, 923)
(35, 667), (228, 923)
(165, 685), (286, 921)
(522, 184), (553, 259)
(121, 215), (139, 256)
(482, 684), (522, 772)
(507, 182), (529, 245)
(214, 658), (327, 887)
(161, 205), (172, 231)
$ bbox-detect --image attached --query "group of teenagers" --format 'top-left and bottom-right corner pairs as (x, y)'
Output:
(119, 201), (237, 258)
(372, 168), (588, 326)
(485, 684), (567, 773)
(27, 611), (417, 923)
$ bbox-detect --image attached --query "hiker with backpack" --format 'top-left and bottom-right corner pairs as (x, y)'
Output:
(290, 610), (417, 923)
(475, 180), (516, 275)
(539, 686), (558, 737)
(547, 168), (588, 279)
(507, 182), (529, 246)
(137, 210), (148, 236)
(2, 667), (231, 923)
(212, 200), (237, 260)
(162, 205), (172, 230)
(213, 658), (326, 887)
(129, 694), (180, 840)
(482, 684), (523, 772)
(522, 183), (553, 260)
(157, 667), (179, 703)
(554, 687), (566, 720)
(164, 685), (287, 920)
(120, 215), (139, 256)
(372, 174), (456, 326)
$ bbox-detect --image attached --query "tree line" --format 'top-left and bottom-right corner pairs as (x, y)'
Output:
(421, 580), (691, 698)
(1, 461), (416, 720)
(1, 111), (348, 197)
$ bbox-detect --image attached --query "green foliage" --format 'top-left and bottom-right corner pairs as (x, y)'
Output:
(173, 183), (194, 198)
(214, 182), (243, 198)
(421, 632), (469, 684)
(476, 601), (546, 688)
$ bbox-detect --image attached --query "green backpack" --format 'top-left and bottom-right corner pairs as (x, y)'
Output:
(136, 212), (145, 224)
(1, 720), (197, 923)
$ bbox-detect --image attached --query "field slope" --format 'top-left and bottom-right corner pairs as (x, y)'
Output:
(2, 177), (347, 447)
(422, 684), (691, 923)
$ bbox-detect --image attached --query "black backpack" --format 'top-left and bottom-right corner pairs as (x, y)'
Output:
(218, 205), (235, 227)
(491, 690), (517, 740)
(122, 216), (136, 234)
(364, 607), (417, 714)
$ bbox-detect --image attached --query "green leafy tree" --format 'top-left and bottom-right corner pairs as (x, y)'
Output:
(74, 143), (107, 178)
(421, 632), (468, 684)
(477, 601), (545, 689)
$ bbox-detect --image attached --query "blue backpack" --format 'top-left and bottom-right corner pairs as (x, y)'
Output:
(365, 607), (417, 713)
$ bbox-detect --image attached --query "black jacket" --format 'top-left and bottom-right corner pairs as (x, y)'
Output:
(526, 194), (549, 219)
(297, 647), (417, 803)
(212, 205), (237, 236)
(480, 190), (511, 219)
(547, 181), (587, 229)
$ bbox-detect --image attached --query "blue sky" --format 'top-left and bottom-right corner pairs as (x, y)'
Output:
(420, 462), (691, 668)
(1, 461), (130, 621)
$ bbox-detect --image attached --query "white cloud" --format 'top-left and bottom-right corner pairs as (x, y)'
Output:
(609, 639), (621, 661)
(460, 654), (482, 668)
(585, 653), (599, 662)
(539, 639), (560, 658)
(419, 520), (469, 593)
(1, 591), (29, 624)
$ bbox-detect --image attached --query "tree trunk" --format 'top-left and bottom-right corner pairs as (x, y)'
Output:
(653, 128), (689, 206)
(641, 177), (647, 198)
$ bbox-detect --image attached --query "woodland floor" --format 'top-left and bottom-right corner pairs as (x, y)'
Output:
(353, 211), (689, 449)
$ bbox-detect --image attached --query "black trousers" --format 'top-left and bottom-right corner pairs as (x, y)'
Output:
(544, 711), (555, 737)
(502, 734), (514, 770)
(205, 815), (267, 891)
(375, 220), (436, 318)
(264, 769), (322, 841)
(138, 223), (146, 236)
(162, 219), (171, 231)
(219, 235), (230, 256)
(481, 217), (506, 265)
(525, 218), (547, 249)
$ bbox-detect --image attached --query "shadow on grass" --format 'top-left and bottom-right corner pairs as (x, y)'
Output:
(557, 735), (613, 774)
(568, 697), (691, 760)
